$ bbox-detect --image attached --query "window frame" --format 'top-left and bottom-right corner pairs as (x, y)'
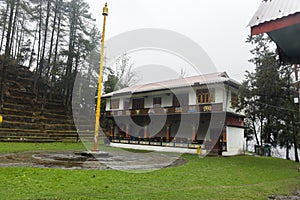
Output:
(196, 89), (214, 104)
(172, 93), (189, 107)
(110, 98), (120, 110)
(153, 97), (162, 107)
(132, 98), (145, 109)
(231, 93), (238, 106)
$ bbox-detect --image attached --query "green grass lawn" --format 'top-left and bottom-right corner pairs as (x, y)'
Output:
(0, 142), (299, 200)
(0, 142), (86, 153)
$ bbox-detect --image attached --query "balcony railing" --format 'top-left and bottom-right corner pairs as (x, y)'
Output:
(109, 136), (227, 152)
(109, 136), (205, 149)
(105, 103), (223, 117)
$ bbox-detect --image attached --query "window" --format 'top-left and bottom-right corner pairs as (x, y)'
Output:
(153, 97), (162, 107)
(197, 89), (214, 104)
(172, 94), (188, 107)
(110, 99), (119, 109)
(132, 98), (144, 109)
(124, 99), (130, 110)
(231, 93), (238, 106)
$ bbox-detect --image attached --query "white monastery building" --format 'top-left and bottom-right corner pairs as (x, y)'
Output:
(102, 72), (245, 156)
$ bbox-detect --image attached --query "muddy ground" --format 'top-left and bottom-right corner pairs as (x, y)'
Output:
(0, 150), (187, 171)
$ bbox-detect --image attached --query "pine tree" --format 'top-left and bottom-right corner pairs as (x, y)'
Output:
(237, 34), (300, 162)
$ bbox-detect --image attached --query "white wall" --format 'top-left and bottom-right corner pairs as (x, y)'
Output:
(189, 90), (197, 105)
(105, 98), (110, 111)
(162, 94), (172, 107)
(223, 126), (244, 156)
(104, 84), (241, 115)
(144, 96), (152, 108)
(214, 86), (224, 104)
(105, 97), (122, 111)
(119, 97), (124, 110)
(225, 87), (239, 113)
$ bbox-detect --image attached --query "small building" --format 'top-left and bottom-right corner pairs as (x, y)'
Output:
(102, 72), (245, 156)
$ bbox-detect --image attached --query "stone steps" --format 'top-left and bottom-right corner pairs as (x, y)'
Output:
(4, 95), (36, 105)
(2, 114), (39, 123)
(0, 62), (80, 142)
(0, 121), (41, 129)
(1, 107), (40, 116)
(3, 102), (35, 111)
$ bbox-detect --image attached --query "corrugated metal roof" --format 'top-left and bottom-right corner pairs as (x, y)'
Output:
(248, 0), (300, 27)
(102, 72), (240, 98)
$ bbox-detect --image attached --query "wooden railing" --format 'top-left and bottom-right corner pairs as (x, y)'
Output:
(109, 136), (205, 149)
(105, 103), (223, 117)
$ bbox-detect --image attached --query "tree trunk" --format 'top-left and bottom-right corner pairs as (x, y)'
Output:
(13, 23), (19, 59)
(39, 0), (51, 77)
(64, 8), (77, 108)
(260, 117), (263, 145)
(50, 1), (62, 84)
(46, 0), (59, 79)
(252, 120), (260, 146)
(16, 19), (24, 63)
(28, 24), (38, 68)
(1, 0), (15, 109)
(292, 123), (299, 162)
(4, 0), (15, 58)
(265, 117), (271, 144)
(9, 0), (20, 57)
(0, 2), (9, 54)
(33, 0), (43, 93)
(286, 140), (290, 160)
(67, 42), (80, 108)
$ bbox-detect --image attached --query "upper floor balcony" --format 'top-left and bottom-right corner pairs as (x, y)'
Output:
(105, 103), (223, 117)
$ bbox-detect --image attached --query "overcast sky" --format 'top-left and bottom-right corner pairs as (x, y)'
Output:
(86, 0), (262, 83)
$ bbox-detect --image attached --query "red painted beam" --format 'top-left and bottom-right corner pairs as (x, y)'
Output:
(251, 13), (300, 35)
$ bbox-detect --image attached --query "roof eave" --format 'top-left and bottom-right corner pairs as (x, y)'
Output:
(250, 13), (300, 35)
(101, 80), (240, 99)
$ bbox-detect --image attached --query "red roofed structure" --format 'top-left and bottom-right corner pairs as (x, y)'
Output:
(248, 0), (300, 64)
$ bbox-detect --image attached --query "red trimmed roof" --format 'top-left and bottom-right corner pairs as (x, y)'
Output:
(248, 0), (300, 35)
(102, 72), (240, 98)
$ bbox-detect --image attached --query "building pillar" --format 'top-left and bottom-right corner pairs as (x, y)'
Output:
(166, 124), (171, 141)
(192, 124), (197, 142)
(110, 124), (115, 138)
(144, 126), (148, 138)
(125, 124), (130, 139)
(221, 127), (227, 151)
(218, 136), (223, 156)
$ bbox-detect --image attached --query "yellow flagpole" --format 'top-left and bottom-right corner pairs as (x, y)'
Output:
(93, 3), (108, 152)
